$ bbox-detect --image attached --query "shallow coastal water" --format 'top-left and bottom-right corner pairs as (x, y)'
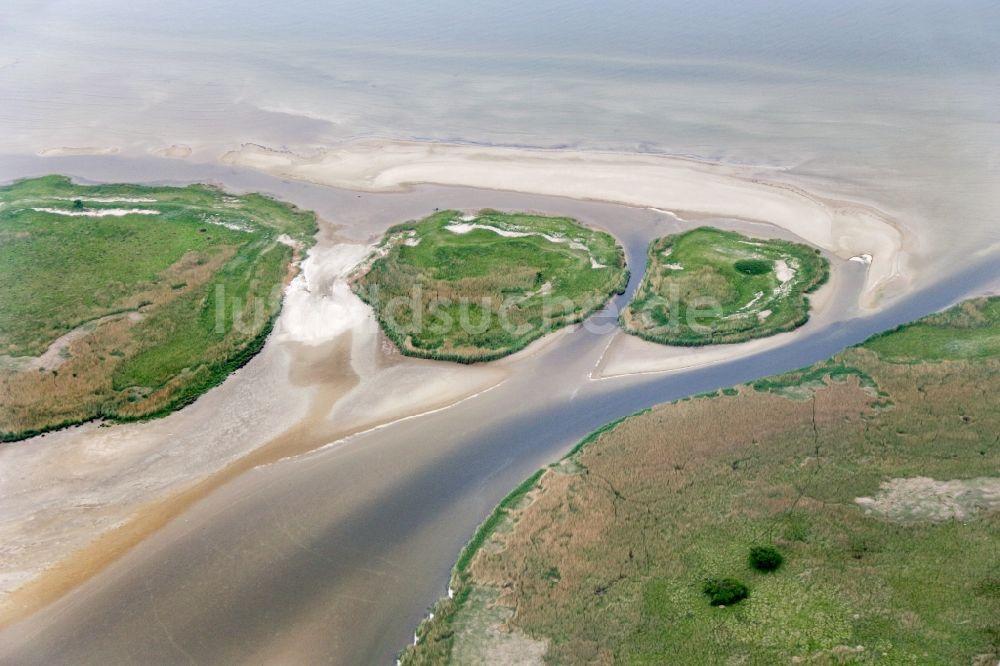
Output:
(3, 1), (999, 269)
(2, 2), (1000, 663)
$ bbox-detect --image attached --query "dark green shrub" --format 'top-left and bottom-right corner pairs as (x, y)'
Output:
(749, 545), (784, 572)
(733, 259), (772, 275)
(703, 577), (749, 605)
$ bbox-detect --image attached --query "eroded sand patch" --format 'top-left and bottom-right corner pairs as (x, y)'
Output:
(856, 477), (1000, 522)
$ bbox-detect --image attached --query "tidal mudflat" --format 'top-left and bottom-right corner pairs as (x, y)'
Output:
(0, 154), (997, 663)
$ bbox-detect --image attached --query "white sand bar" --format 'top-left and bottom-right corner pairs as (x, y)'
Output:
(223, 140), (906, 308)
(54, 196), (158, 203)
(444, 221), (606, 269)
(31, 207), (160, 217)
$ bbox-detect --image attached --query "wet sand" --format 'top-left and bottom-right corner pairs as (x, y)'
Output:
(1, 252), (996, 665)
(0, 155), (996, 664)
(594, 245), (858, 378)
(222, 140), (906, 307)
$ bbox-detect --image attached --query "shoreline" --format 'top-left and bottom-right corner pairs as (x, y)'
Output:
(0, 152), (896, 643)
(0, 228), (510, 628)
(221, 140), (907, 309)
(3, 242), (996, 662)
(592, 252), (857, 379)
(0, 161), (872, 624)
(0, 331), (510, 630)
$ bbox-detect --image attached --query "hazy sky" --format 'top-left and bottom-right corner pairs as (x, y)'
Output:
(4, 0), (999, 73)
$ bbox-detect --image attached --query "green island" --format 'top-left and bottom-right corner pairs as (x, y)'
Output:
(403, 296), (1000, 665)
(351, 209), (628, 362)
(621, 227), (829, 345)
(0, 175), (317, 441)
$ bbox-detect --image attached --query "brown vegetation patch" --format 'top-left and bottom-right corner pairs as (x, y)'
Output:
(0, 249), (232, 435)
(444, 343), (1000, 663)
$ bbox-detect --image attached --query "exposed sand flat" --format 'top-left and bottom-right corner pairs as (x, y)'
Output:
(275, 239), (509, 437)
(30, 207), (160, 217)
(856, 477), (1000, 522)
(0, 336), (317, 599)
(54, 196), (158, 203)
(151, 144), (192, 159)
(0, 231), (509, 623)
(594, 329), (799, 378)
(37, 146), (120, 157)
(594, 261), (850, 379)
(222, 141), (906, 308)
(774, 259), (795, 283)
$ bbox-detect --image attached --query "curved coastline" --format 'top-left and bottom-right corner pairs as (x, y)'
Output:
(0, 153), (983, 664)
(0, 157), (873, 628)
(222, 140), (907, 309)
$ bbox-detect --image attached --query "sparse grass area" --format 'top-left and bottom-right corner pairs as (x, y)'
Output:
(0, 175), (317, 440)
(621, 227), (829, 345)
(352, 209), (628, 362)
(404, 297), (1000, 665)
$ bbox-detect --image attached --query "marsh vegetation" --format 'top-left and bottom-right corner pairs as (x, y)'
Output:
(0, 175), (316, 440)
(403, 297), (1000, 664)
(621, 227), (829, 345)
(351, 209), (628, 362)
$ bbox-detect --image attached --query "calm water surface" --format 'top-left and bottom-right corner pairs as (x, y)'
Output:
(2, 3), (999, 663)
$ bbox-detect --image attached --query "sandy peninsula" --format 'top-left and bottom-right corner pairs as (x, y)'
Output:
(222, 140), (906, 308)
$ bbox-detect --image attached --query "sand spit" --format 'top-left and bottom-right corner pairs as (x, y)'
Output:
(222, 141), (905, 308)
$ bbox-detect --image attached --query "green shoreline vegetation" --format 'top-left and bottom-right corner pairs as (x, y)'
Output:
(351, 209), (628, 363)
(402, 296), (1000, 665)
(621, 227), (829, 346)
(0, 175), (317, 441)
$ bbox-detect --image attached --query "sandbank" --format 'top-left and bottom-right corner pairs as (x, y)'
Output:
(222, 140), (906, 308)
(37, 146), (120, 157)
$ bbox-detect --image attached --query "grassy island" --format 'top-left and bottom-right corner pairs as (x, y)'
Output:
(351, 209), (628, 362)
(621, 227), (829, 345)
(402, 296), (1000, 665)
(0, 175), (317, 441)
